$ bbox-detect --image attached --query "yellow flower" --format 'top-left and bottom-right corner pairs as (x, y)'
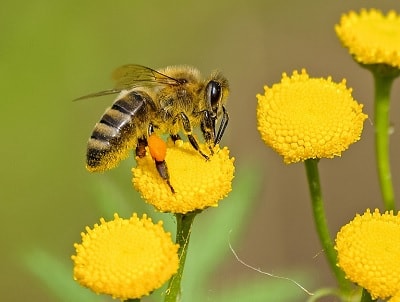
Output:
(336, 9), (400, 68)
(256, 69), (367, 164)
(72, 213), (179, 301)
(132, 140), (235, 214)
(335, 209), (400, 301)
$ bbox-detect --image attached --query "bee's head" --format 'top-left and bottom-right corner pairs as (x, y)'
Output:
(205, 72), (229, 144)
(205, 72), (229, 120)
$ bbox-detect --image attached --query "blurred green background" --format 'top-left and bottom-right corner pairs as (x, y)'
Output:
(2, 1), (400, 301)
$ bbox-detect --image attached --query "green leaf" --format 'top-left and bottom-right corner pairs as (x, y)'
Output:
(181, 164), (263, 299)
(22, 248), (105, 302)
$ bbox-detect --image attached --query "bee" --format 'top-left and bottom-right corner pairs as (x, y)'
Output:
(75, 64), (229, 191)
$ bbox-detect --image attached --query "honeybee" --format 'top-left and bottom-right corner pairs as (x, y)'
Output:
(76, 64), (229, 191)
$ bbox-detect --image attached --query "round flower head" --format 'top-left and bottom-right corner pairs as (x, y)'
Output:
(256, 69), (367, 164)
(132, 140), (235, 214)
(336, 9), (400, 68)
(72, 213), (179, 301)
(335, 209), (400, 301)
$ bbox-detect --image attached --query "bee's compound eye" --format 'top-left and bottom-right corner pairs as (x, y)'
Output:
(206, 81), (222, 106)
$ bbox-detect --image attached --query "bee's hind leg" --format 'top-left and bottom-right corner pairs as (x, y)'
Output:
(147, 132), (175, 193)
(154, 160), (175, 193)
(134, 134), (175, 193)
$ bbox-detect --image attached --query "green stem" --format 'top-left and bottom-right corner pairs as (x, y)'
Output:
(360, 288), (376, 302)
(164, 212), (197, 302)
(373, 72), (396, 211)
(126, 299), (140, 302)
(304, 159), (352, 293)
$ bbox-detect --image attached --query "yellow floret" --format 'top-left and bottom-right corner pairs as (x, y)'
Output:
(72, 213), (179, 301)
(132, 140), (235, 214)
(256, 69), (367, 163)
(336, 9), (400, 68)
(335, 209), (400, 301)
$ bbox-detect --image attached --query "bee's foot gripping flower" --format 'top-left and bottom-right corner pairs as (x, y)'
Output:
(72, 213), (179, 301)
(335, 209), (400, 301)
(132, 140), (235, 214)
(256, 69), (367, 164)
(336, 9), (400, 70)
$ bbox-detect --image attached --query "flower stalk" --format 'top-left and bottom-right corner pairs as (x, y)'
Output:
(165, 212), (197, 302)
(360, 288), (376, 302)
(304, 159), (351, 293)
(372, 70), (397, 211)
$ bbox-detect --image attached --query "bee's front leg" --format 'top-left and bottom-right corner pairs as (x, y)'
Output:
(200, 110), (216, 155)
(215, 105), (229, 145)
(178, 112), (209, 160)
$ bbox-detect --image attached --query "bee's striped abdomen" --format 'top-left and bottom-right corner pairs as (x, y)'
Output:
(86, 90), (153, 172)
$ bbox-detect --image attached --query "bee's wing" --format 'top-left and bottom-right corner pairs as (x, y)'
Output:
(74, 64), (180, 101)
(112, 64), (180, 90)
(73, 89), (121, 101)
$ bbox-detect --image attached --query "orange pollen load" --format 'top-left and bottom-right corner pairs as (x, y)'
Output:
(148, 134), (167, 162)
